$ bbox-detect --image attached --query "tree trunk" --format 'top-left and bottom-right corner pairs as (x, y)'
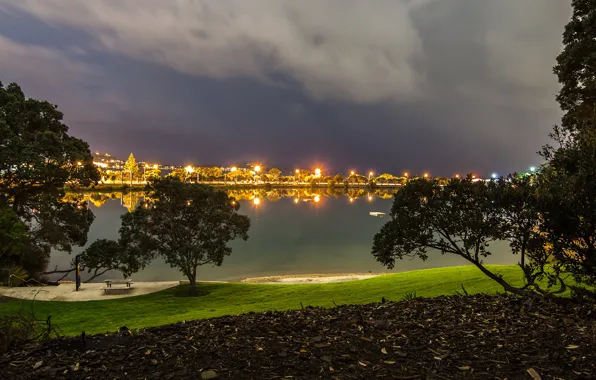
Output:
(471, 260), (532, 298)
(187, 271), (197, 296)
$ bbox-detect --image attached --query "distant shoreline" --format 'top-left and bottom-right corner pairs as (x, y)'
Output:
(68, 182), (402, 193)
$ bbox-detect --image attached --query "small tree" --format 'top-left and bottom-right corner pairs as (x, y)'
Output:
(123, 153), (139, 185)
(121, 177), (250, 295)
(268, 168), (282, 183)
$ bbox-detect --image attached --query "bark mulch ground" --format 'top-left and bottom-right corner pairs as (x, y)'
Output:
(1, 294), (595, 379)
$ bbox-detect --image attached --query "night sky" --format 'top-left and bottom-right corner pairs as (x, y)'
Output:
(0, 1), (570, 176)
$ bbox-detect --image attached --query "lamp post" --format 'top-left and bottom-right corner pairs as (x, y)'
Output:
(254, 165), (261, 183)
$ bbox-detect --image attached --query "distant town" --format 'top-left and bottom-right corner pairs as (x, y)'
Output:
(91, 151), (538, 186)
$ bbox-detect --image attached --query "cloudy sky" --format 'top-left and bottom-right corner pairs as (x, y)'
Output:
(0, 0), (571, 176)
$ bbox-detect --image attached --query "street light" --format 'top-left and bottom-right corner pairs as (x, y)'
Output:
(76, 161), (82, 166)
(314, 195), (320, 203)
(491, 173), (498, 179)
(254, 165), (261, 183)
(530, 166), (536, 173)
(314, 168), (321, 176)
(185, 165), (194, 173)
(455, 174), (460, 179)
(368, 171), (374, 180)
(350, 170), (355, 176)
(404, 172), (409, 178)
(253, 198), (260, 205)
(423, 173), (429, 179)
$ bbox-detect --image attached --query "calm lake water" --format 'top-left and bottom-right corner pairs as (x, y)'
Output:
(50, 189), (517, 282)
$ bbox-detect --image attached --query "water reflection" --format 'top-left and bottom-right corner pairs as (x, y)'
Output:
(64, 188), (399, 211)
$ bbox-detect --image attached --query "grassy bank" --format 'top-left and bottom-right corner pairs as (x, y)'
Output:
(1, 265), (525, 336)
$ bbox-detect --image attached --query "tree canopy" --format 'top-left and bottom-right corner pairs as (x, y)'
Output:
(120, 177), (250, 294)
(0, 81), (99, 280)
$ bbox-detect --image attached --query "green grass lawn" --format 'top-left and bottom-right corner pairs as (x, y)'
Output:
(1, 265), (525, 336)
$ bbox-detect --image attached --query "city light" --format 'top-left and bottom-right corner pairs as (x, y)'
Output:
(349, 197), (354, 203)
(472, 175), (476, 179)
(404, 172), (409, 178)
(491, 173), (498, 179)
(455, 174), (460, 179)
(368, 195), (373, 201)
(185, 165), (194, 173)
(254, 165), (261, 172)
(350, 170), (355, 176)
(231, 200), (236, 205)
(77, 161), (82, 166)
(253, 198), (260, 205)
(314, 168), (321, 176)
(153, 164), (158, 169)
(295, 169), (300, 173)
(530, 166), (536, 173)
(423, 173), (429, 178)
(314, 195), (320, 203)
(231, 167), (237, 172)
(294, 198), (299, 204)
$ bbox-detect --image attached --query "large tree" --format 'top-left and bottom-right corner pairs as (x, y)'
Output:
(372, 178), (534, 296)
(0, 81), (99, 279)
(554, 0), (596, 135)
(537, 0), (596, 300)
(120, 177), (250, 295)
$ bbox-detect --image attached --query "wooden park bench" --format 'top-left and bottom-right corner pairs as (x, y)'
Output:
(103, 278), (134, 294)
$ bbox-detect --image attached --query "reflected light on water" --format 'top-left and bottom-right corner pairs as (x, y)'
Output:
(253, 198), (261, 205)
(314, 195), (320, 203)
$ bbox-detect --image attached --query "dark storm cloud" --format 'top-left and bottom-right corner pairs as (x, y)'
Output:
(0, 0), (571, 175)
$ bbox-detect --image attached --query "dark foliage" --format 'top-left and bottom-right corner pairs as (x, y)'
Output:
(120, 177), (250, 294)
(0, 81), (100, 279)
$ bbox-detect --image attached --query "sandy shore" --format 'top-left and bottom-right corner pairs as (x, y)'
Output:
(0, 281), (179, 302)
(0, 273), (383, 302)
(241, 273), (383, 284)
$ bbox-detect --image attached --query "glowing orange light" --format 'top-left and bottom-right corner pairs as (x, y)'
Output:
(404, 172), (409, 177)
(314, 168), (321, 176)
(314, 195), (320, 203)
(294, 198), (299, 204)
(253, 198), (260, 205)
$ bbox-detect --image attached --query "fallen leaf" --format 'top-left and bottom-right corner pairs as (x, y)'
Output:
(151, 359), (158, 365)
(566, 345), (579, 350)
(527, 368), (542, 380)
(358, 361), (367, 367)
(256, 347), (264, 351)
(73, 362), (80, 372)
(33, 361), (43, 370)
(381, 347), (388, 355)
(383, 361), (396, 365)
(329, 366), (334, 373)
(458, 366), (471, 371)
(145, 349), (152, 355)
